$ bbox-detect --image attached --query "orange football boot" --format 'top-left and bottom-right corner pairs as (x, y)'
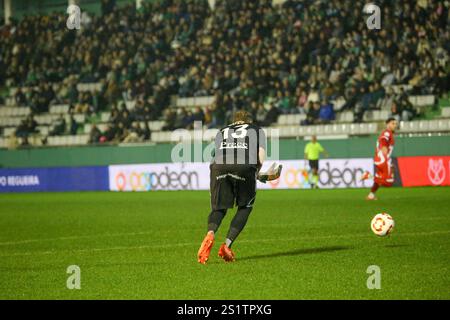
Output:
(218, 243), (235, 262)
(360, 171), (372, 181)
(197, 232), (214, 264)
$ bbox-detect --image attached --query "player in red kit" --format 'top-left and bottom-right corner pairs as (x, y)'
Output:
(361, 118), (398, 200)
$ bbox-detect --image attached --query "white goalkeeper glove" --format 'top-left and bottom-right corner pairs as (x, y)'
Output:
(257, 162), (283, 183)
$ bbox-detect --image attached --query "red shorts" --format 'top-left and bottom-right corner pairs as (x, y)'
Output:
(374, 160), (394, 187)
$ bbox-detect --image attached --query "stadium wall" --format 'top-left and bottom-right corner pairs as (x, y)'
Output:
(0, 135), (449, 169)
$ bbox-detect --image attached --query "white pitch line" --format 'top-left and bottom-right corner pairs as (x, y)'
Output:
(0, 216), (448, 247)
(0, 231), (160, 246)
(0, 230), (448, 258)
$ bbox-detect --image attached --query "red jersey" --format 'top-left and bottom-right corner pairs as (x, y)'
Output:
(374, 129), (395, 165)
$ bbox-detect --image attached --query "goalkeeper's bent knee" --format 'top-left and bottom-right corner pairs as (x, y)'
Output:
(227, 206), (253, 241)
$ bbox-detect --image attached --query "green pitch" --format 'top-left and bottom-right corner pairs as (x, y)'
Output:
(0, 187), (449, 300)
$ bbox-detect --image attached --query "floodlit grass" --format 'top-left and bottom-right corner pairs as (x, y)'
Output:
(0, 187), (449, 299)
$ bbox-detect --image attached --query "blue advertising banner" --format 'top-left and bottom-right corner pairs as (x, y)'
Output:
(0, 166), (109, 192)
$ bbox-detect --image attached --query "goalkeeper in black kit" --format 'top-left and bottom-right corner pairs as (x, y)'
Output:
(197, 110), (282, 264)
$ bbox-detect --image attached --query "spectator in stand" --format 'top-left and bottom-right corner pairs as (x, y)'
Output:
(192, 107), (205, 126)
(261, 104), (280, 127)
(162, 109), (177, 131)
(120, 109), (133, 129)
(295, 87), (308, 114)
(133, 99), (146, 121)
(14, 88), (27, 106)
(89, 124), (102, 144)
(15, 120), (30, 138)
(302, 102), (321, 126)
(49, 115), (66, 136)
(396, 88), (417, 120)
(173, 108), (189, 130)
(389, 102), (402, 123)
(255, 104), (267, 126)
(68, 114), (78, 135)
(319, 100), (335, 123)
(23, 115), (38, 135)
(68, 83), (79, 106)
(102, 124), (116, 143)
(436, 67), (449, 98)
(123, 122), (143, 143)
(7, 132), (19, 150)
(74, 92), (93, 114)
(0, 0), (448, 140)
(140, 122), (151, 141)
(209, 102), (226, 129)
(101, 0), (116, 16)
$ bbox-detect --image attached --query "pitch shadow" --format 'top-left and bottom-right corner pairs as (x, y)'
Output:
(239, 245), (352, 262)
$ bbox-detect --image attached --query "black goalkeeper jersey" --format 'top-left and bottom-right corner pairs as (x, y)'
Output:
(212, 122), (267, 167)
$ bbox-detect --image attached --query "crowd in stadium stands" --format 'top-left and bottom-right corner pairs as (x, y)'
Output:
(0, 0), (449, 145)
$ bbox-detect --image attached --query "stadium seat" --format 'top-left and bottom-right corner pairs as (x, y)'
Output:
(100, 112), (110, 122)
(331, 124), (344, 135)
(377, 110), (389, 121)
(277, 115), (289, 125)
(399, 121), (412, 133)
(294, 114), (307, 124)
(442, 107), (450, 118)
(279, 126), (298, 138)
(175, 96), (215, 108)
(0, 107), (13, 117)
(349, 124), (360, 135)
(76, 83), (90, 92)
(359, 123), (370, 135)
(314, 125), (325, 136)
(98, 123), (108, 132)
(84, 124), (92, 134)
(34, 115), (52, 125)
(410, 121), (421, 133)
(303, 126), (315, 136)
(49, 105), (70, 114)
(148, 121), (165, 132)
(427, 120), (438, 132)
(418, 120), (430, 132)
(3, 127), (16, 137)
(323, 124), (334, 135)
(367, 123), (378, 134)
(337, 111), (354, 123)
(203, 129), (219, 141)
(84, 123), (107, 134)
(363, 110), (389, 122)
(125, 101), (136, 110)
(362, 111), (373, 122)
(281, 115), (293, 125)
(0, 117), (22, 127)
(298, 125), (308, 136)
(47, 136), (59, 146)
(150, 131), (160, 142)
(438, 119), (450, 131)
(37, 126), (50, 135)
(72, 114), (86, 123)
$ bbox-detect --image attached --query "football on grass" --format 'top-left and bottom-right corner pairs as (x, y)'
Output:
(371, 213), (395, 237)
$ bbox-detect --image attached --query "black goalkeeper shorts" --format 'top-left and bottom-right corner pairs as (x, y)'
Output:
(309, 160), (319, 171)
(210, 163), (257, 210)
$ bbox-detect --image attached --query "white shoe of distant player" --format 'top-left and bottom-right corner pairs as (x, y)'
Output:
(366, 192), (378, 201)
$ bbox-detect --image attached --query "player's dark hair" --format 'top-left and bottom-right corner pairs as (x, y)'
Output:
(386, 117), (396, 124)
(233, 110), (252, 123)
